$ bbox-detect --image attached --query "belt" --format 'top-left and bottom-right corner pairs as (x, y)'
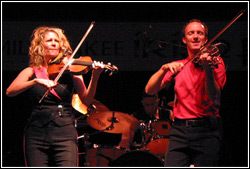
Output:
(174, 118), (208, 127)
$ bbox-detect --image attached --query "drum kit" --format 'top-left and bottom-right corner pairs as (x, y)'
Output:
(72, 94), (173, 167)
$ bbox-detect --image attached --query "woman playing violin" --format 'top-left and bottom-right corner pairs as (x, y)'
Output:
(145, 19), (227, 166)
(6, 26), (105, 167)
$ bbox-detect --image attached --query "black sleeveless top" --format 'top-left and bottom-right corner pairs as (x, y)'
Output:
(27, 73), (75, 127)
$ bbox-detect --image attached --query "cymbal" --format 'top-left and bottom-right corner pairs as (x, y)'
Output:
(72, 94), (109, 115)
(168, 101), (174, 107)
(87, 111), (139, 134)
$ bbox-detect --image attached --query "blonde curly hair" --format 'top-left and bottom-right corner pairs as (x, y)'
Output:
(29, 26), (72, 68)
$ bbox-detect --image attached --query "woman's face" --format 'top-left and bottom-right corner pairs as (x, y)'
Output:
(43, 31), (60, 61)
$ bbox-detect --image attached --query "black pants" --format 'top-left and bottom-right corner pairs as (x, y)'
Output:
(24, 122), (78, 167)
(164, 120), (222, 167)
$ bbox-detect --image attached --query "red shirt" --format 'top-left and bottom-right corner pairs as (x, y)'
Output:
(163, 57), (226, 119)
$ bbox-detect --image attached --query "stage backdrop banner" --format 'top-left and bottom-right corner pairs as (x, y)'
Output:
(2, 21), (247, 71)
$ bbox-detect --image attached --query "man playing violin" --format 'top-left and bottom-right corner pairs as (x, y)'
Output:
(145, 19), (226, 166)
(6, 26), (105, 167)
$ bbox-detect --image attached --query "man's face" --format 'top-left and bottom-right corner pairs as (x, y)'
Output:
(182, 22), (208, 52)
(142, 97), (158, 116)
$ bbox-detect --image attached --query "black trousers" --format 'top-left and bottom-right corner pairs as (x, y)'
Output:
(24, 121), (78, 167)
(164, 120), (222, 167)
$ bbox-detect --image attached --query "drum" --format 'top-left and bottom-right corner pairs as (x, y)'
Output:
(141, 137), (169, 158)
(110, 150), (164, 166)
(132, 120), (171, 149)
(147, 120), (171, 136)
(85, 145), (125, 167)
(140, 120), (171, 159)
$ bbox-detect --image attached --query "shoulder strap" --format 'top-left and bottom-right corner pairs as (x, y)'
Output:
(33, 66), (62, 100)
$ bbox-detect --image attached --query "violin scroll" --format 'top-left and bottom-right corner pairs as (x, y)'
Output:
(104, 62), (118, 76)
(193, 42), (223, 69)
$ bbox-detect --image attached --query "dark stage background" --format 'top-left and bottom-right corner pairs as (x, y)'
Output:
(1, 2), (249, 167)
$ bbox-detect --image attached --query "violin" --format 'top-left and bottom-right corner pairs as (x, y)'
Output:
(48, 54), (118, 76)
(193, 42), (222, 69)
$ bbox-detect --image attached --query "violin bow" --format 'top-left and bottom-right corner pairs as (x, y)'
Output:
(192, 9), (245, 63)
(39, 22), (95, 103)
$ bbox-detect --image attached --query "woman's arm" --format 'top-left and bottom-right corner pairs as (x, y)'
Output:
(73, 63), (104, 107)
(6, 67), (36, 97)
(6, 67), (57, 97)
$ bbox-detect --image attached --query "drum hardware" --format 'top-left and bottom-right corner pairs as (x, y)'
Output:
(148, 120), (171, 136)
(78, 131), (117, 167)
(87, 111), (139, 134)
(77, 133), (90, 166)
(86, 145), (126, 167)
(78, 125), (115, 140)
(90, 143), (114, 163)
(78, 152), (86, 155)
(139, 121), (147, 146)
(95, 153), (113, 164)
(74, 117), (88, 128)
(78, 129), (117, 167)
